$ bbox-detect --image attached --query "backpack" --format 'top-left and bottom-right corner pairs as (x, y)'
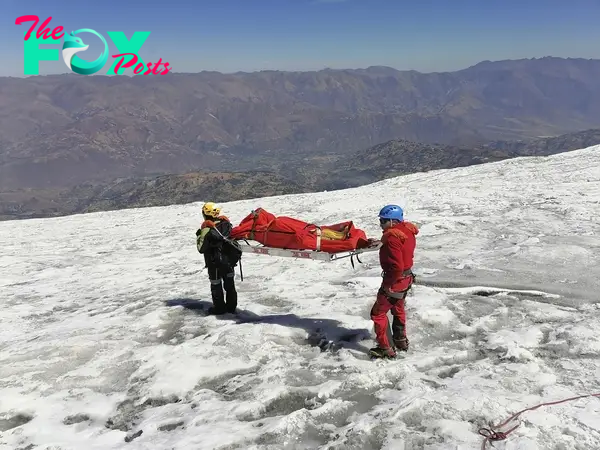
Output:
(222, 239), (242, 267)
(210, 220), (242, 267)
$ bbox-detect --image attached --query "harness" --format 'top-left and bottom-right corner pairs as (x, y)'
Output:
(380, 268), (416, 301)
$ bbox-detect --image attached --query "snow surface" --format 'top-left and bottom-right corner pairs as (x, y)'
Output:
(1, 145), (600, 450)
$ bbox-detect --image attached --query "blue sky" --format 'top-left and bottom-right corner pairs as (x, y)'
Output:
(2, 0), (600, 76)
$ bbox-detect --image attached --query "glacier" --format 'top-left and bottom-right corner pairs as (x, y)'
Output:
(1, 145), (599, 450)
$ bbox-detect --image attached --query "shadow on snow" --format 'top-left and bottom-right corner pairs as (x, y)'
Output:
(164, 297), (372, 354)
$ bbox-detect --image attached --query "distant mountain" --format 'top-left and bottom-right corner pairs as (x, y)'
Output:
(322, 128), (600, 189)
(2, 128), (599, 221)
(482, 128), (600, 157)
(3, 57), (600, 194)
(0, 171), (306, 220)
(320, 140), (513, 190)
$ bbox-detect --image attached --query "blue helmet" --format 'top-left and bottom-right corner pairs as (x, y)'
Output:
(379, 204), (404, 221)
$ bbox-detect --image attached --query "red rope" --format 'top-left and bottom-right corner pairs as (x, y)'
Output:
(479, 392), (600, 449)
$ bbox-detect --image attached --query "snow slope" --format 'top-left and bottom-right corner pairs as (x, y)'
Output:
(1, 145), (600, 450)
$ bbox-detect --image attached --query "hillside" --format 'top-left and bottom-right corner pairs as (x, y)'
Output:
(0, 171), (307, 220)
(324, 127), (600, 188)
(2, 128), (600, 221)
(1, 145), (599, 450)
(483, 128), (600, 156)
(3, 57), (600, 193)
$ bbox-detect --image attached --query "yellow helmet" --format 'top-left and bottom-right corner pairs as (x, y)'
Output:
(202, 202), (221, 218)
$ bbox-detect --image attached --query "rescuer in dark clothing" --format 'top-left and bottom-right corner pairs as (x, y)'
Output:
(196, 202), (241, 315)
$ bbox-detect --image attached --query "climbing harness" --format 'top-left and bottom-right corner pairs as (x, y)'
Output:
(380, 269), (416, 300)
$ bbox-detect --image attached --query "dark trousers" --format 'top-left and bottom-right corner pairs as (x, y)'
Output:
(208, 264), (237, 313)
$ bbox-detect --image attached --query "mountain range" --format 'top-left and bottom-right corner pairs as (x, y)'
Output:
(2, 56), (600, 219)
(2, 127), (600, 221)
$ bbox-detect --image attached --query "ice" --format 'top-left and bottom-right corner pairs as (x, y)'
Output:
(1, 145), (600, 449)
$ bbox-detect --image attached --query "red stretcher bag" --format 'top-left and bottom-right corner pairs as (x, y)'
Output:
(230, 207), (370, 253)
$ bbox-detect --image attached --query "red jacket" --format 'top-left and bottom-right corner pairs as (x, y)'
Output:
(379, 221), (419, 293)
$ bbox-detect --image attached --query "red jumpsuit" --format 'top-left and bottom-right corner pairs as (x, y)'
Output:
(370, 221), (419, 350)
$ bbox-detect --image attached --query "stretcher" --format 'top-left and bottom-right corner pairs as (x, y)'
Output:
(235, 238), (382, 267)
(229, 207), (382, 267)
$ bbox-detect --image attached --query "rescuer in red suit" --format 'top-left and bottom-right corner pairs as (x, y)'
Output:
(369, 204), (419, 359)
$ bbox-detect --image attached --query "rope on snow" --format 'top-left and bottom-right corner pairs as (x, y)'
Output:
(479, 392), (600, 449)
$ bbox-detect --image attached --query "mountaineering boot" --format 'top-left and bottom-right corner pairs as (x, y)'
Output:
(393, 337), (409, 352)
(369, 346), (397, 359)
(225, 300), (237, 314)
(207, 306), (227, 315)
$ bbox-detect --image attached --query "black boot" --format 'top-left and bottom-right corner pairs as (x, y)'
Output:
(393, 337), (409, 352)
(369, 346), (397, 359)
